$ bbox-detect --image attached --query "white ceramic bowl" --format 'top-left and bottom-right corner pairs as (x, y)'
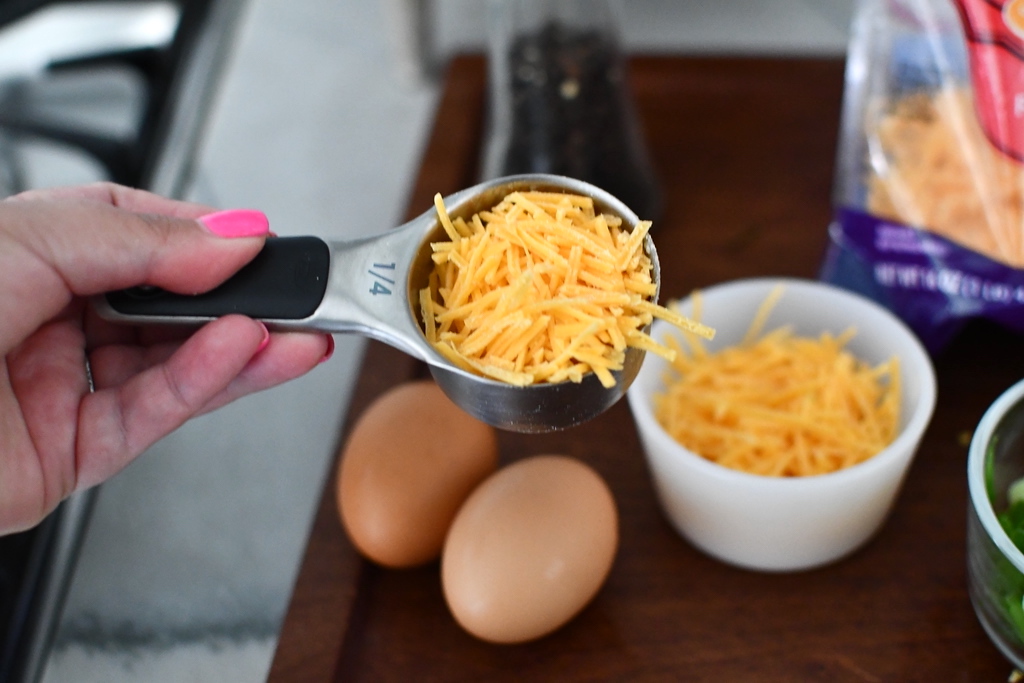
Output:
(627, 277), (937, 572)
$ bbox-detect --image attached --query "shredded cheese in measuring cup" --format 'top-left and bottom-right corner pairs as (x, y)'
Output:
(420, 191), (712, 387)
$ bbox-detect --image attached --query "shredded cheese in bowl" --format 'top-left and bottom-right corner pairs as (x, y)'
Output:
(654, 288), (901, 477)
(627, 278), (936, 571)
(420, 190), (712, 387)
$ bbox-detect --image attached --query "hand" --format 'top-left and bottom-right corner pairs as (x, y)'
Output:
(0, 183), (332, 534)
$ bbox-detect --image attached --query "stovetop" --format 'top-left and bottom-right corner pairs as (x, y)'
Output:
(0, 526), (49, 680)
(0, 492), (95, 683)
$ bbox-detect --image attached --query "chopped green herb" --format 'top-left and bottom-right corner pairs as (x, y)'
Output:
(996, 477), (1024, 642)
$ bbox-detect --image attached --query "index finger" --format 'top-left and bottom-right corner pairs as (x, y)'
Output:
(6, 182), (217, 219)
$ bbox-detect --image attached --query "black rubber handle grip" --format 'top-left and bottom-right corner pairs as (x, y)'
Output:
(104, 236), (331, 320)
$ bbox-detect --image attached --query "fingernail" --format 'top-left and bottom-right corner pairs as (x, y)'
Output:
(256, 323), (271, 354)
(199, 209), (269, 238)
(319, 335), (335, 364)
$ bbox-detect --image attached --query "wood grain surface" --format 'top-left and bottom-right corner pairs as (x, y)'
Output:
(268, 55), (1023, 682)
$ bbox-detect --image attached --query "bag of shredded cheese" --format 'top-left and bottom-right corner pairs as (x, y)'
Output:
(820, 0), (1024, 351)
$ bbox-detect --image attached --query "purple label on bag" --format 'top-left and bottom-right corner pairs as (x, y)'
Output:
(820, 207), (1024, 352)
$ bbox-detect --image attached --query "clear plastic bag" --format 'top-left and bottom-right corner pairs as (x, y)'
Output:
(821, 0), (1024, 351)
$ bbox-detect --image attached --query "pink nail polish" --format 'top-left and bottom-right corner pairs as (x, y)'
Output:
(319, 335), (335, 364)
(199, 209), (270, 238)
(256, 323), (271, 354)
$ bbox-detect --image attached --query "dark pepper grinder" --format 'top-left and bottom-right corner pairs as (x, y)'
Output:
(480, 0), (663, 221)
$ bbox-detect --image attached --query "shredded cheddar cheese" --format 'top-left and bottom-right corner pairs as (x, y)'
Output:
(866, 86), (1024, 267)
(421, 190), (713, 387)
(654, 288), (901, 477)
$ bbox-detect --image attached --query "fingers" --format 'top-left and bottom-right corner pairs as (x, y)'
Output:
(0, 190), (268, 354)
(3, 198), (268, 295)
(74, 315), (270, 489)
(76, 317), (332, 490)
(0, 183), (337, 525)
(87, 340), (181, 390)
(87, 329), (333, 416)
(1, 319), (89, 530)
(83, 301), (200, 352)
(198, 331), (331, 414)
(7, 181), (217, 219)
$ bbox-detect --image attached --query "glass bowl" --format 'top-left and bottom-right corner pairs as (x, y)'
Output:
(968, 378), (1024, 668)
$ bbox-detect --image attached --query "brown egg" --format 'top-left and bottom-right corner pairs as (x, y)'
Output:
(337, 380), (498, 568)
(441, 455), (618, 644)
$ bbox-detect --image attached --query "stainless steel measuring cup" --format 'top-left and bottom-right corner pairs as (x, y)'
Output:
(95, 174), (661, 432)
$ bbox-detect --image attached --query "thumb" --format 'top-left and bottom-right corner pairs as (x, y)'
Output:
(0, 199), (269, 352)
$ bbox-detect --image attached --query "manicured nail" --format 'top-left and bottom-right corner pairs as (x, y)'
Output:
(198, 209), (269, 238)
(256, 323), (271, 354)
(319, 334), (335, 364)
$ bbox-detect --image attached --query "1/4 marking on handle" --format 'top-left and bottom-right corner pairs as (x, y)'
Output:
(369, 262), (397, 295)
